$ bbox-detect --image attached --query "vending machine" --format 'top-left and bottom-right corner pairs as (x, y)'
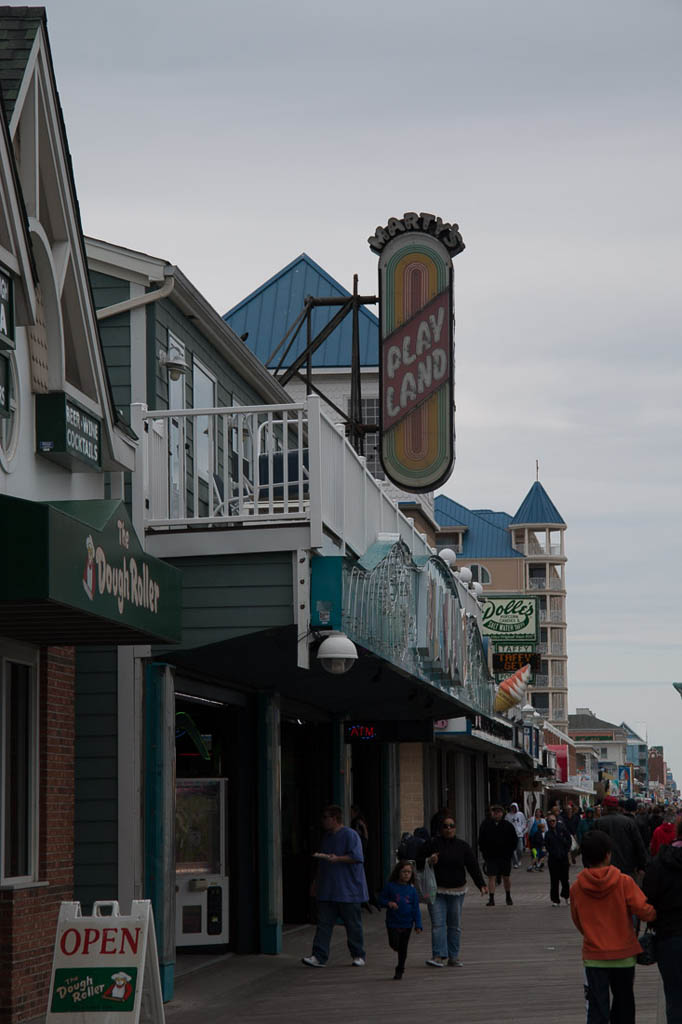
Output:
(175, 778), (229, 946)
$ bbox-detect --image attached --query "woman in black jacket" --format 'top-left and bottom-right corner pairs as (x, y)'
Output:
(642, 817), (682, 1024)
(423, 812), (487, 968)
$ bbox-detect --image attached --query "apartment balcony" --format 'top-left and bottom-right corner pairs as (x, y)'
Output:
(539, 609), (565, 623)
(551, 643), (566, 655)
(528, 577), (564, 591)
(533, 674), (549, 687)
(131, 397), (436, 563)
(536, 642), (548, 654)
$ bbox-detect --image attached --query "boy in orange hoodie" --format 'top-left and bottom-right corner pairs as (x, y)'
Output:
(570, 830), (656, 1024)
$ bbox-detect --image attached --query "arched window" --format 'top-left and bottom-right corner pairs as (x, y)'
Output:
(470, 563), (491, 585)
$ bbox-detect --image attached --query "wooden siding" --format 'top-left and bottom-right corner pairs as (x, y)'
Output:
(167, 552), (294, 650)
(89, 270), (131, 417)
(74, 646), (118, 912)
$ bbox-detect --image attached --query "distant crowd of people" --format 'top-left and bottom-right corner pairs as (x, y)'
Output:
(300, 797), (682, 1024)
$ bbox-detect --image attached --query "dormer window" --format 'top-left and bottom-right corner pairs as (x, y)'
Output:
(470, 563), (491, 585)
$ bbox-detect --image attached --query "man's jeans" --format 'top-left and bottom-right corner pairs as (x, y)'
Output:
(513, 836), (524, 866)
(583, 966), (635, 1024)
(312, 901), (364, 964)
(428, 892), (465, 959)
(657, 934), (682, 1024)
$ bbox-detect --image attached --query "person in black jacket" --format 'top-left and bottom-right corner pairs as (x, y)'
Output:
(594, 795), (648, 879)
(642, 819), (682, 1024)
(423, 812), (487, 967)
(545, 812), (572, 906)
(478, 805), (518, 906)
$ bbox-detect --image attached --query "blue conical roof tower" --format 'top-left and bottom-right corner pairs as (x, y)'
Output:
(510, 481), (565, 526)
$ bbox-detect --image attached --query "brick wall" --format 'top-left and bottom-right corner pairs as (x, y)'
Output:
(0, 646), (75, 1024)
(399, 743), (425, 833)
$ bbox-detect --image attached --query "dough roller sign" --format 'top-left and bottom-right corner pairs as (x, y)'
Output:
(369, 212), (464, 492)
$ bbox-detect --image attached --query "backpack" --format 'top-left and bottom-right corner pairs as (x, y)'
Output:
(397, 827), (430, 865)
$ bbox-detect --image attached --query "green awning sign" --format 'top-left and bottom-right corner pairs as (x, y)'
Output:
(0, 496), (182, 644)
(0, 266), (14, 350)
(36, 392), (102, 471)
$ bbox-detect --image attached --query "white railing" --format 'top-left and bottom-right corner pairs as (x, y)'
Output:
(131, 397), (433, 560)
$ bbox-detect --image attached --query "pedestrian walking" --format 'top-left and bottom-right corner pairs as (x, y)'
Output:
(527, 818), (548, 871)
(570, 830), (656, 1024)
(479, 804), (518, 906)
(650, 808), (678, 856)
(302, 804), (369, 968)
(545, 811), (572, 906)
(642, 816), (682, 1023)
(377, 861), (423, 980)
(577, 807), (596, 851)
(505, 802), (527, 868)
(423, 812), (487, 967)
(594, 795), (648, 879)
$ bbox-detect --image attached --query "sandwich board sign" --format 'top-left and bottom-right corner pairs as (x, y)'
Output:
(46, 900), (164, 1023)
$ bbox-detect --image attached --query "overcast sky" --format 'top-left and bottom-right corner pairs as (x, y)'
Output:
(44, 1), (682, 781)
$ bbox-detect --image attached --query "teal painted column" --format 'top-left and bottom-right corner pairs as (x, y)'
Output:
(381, 744), (393, 883)
(331, 719), (351, 818)
(144, 663), (175, 1001)
(257, 693), (282, 954)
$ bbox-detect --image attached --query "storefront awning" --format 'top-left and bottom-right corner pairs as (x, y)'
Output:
(0, 495), (182, 645)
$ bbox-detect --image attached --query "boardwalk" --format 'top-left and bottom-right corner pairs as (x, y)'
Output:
(168, 864), (665, 1024)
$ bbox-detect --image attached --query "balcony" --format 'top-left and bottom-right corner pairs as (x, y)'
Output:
(528, 577), (564, 591)
(551, 643), (566, 655)
(131, 397), (434, 560)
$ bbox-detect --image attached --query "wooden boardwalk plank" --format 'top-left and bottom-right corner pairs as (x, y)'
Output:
(168, 861), (665, 1023)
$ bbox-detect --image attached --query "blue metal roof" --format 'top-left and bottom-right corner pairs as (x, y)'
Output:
(510, 481), (565, 526)
(223, 253), (379, 369)
(434, 496), (523, 559)
(472, 510), (513, 529)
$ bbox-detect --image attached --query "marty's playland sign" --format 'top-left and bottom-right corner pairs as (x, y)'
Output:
(369, 212), (464, 492)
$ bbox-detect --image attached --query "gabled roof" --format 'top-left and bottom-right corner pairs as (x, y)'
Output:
(510, 481), (565, 526)
(568, 713), (624, 734)
(0, 6), (43, 121)
(435, 495), (523, 559)
(472, 509), (513, 529)
(620, 721), (646, 744)
(223, 253), (379, 369)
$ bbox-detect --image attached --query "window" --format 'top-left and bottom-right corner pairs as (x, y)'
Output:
(192, 358), (216, 480)
(1, 651), (38, 883)
(531, 692), (549, 713)
(0, 352), (19, 472)
(469, 564), (491, 585)
(347, 396), (383, 479)
(552, 694), (566, 719)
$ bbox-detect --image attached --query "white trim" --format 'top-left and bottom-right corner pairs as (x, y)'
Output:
(117, 647), (148, 913)
(192, 354), (217, 483)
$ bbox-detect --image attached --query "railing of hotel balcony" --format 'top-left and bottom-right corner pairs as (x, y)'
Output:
(536, 642), (548, 653)
(132, 397), (433, 560)
(528, 577), (564, 590)
(533, 674), (549, 687)
(526, 543), (563, 557)
(551, 643), (565, 655)
(539, 609), (564, 623)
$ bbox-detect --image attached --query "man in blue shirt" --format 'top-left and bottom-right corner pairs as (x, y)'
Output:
(302, 804), (369, 967)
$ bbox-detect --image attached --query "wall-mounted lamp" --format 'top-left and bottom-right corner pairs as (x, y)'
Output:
(160, 351), (189, 382)
(316, 631), (358, 675)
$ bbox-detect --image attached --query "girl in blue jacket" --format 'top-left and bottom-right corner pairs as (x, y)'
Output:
(378, 861), (423, 979)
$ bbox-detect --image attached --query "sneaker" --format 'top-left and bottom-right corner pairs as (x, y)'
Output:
(425, 957), (446, 967)
(351, 957), (365, 967)
(527, 866), (535, 872)
(506, 893), (513, 906)
(564, 897), (570, 906)
(551, 901), (560, 907)
(447, 958), (464, 967)
(302, 955), (326, 967)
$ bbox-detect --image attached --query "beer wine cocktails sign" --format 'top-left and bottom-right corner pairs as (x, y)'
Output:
(368, 213), (464, 492)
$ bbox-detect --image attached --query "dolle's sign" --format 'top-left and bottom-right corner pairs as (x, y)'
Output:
(370, 212), (464, 492)
(481, 596), (538, 644)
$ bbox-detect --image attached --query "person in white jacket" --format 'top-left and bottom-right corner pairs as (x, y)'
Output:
(505, 803), (527, 868)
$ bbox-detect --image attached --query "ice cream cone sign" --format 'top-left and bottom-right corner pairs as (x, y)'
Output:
(494, 664), (531, 712)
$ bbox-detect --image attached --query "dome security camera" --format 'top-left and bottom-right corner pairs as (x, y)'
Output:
(316, 631), (358, 675)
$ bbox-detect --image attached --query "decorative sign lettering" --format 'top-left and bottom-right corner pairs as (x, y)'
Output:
(0, 266), (14, 350)
(481, 596), (538, 644)
(368, 212), (465, 257)
(36, 392), (102, 471)
(46, 900), (164, 1024)
(370, 212), (463, 492)
(0, 353), (9, 418)
(493, 652), (541, 673)
(344, 720), (434, 743)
